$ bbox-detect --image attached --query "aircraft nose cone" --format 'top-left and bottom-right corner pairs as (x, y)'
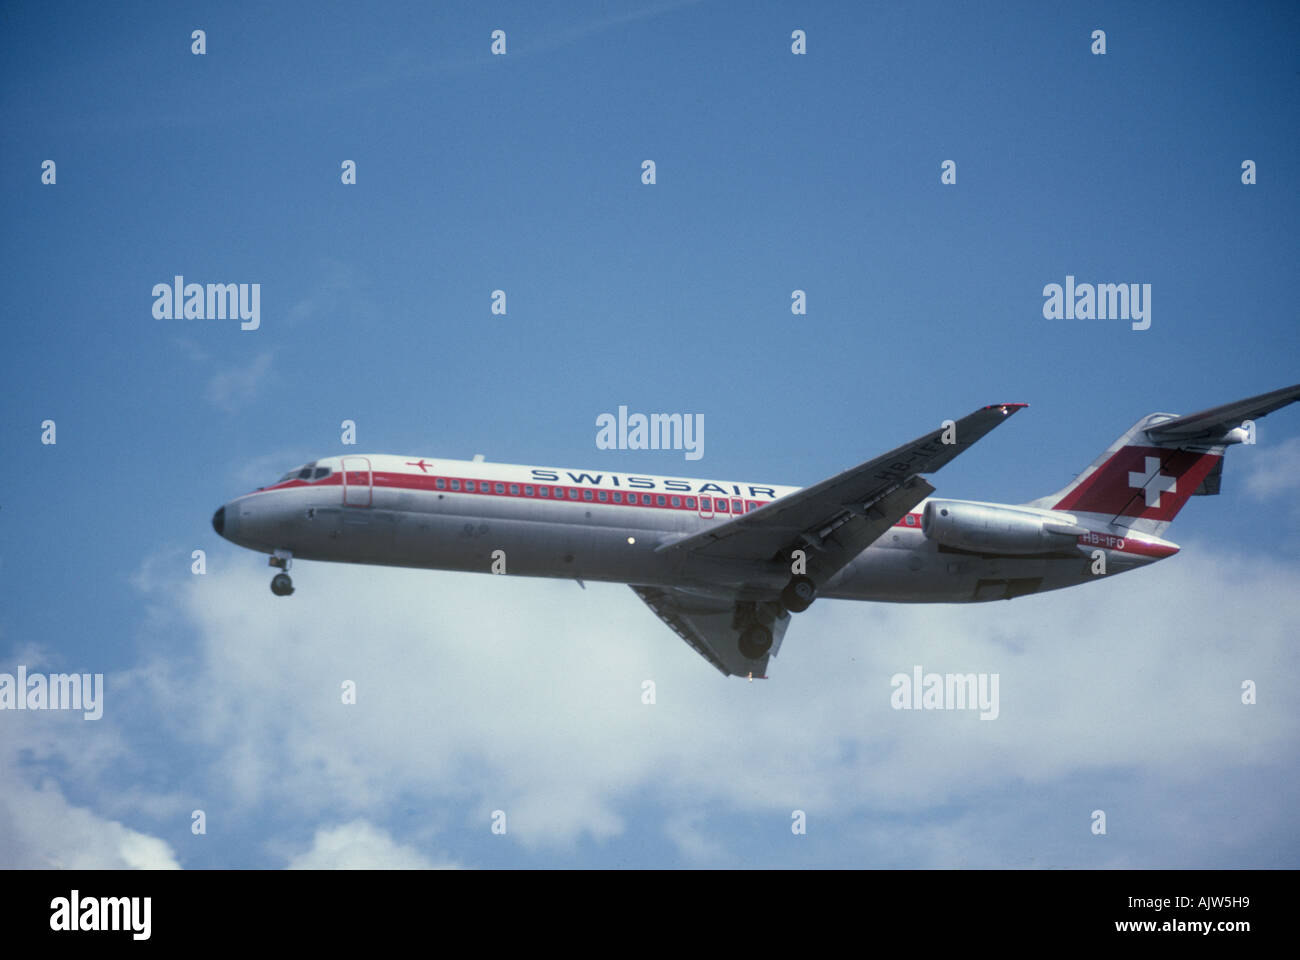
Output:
(212, 506), (225, 537)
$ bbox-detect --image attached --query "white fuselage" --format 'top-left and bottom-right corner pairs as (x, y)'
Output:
(214, 454), (1176, 604)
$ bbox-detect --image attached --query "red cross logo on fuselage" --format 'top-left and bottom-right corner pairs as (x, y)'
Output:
(406, 459), (433, 473)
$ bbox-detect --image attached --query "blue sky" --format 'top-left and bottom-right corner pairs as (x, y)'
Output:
(2, 0), (1298, 868)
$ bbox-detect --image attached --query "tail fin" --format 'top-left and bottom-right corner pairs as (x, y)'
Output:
(1026, 383), (1300, 537)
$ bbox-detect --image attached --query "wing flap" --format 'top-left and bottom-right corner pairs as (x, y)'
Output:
(796, 476), (935, 581)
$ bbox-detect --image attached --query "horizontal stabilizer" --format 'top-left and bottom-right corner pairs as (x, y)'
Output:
(1146, 382), (1300, 441)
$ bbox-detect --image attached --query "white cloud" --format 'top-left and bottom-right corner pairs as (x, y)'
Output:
(5, 538), (1296, 868)
(1243, 436), (1300, 500)
(121, 541), (1299, 864)
(286, 820), (456, 869)
(663, 811), (731, 864)
(0, 772), (180, 869)
(0, 650), (187, 869)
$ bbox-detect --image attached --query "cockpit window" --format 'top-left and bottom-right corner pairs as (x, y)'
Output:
(277, 462), (329, 483)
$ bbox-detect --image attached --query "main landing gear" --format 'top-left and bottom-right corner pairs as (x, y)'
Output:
(739, 623), (773, 660)
(735, 598), (787, 661)
(734, 576), (816, 663)
(781, 575), (817, 613)
(269, 552), (294, 596)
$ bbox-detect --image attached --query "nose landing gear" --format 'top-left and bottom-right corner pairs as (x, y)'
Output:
(269, 551), (294, 596)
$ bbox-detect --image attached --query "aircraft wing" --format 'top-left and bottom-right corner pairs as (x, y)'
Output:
(658, 403), (1027, 569)
(639, 403), (1026, 676)
(631, 585), (791, 678)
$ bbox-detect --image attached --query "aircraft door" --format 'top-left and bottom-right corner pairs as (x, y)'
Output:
(697, 495), (715, 519)
(341, 456), (373, 507)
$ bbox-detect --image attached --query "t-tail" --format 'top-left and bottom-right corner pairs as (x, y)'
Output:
(1026, 382), (1300, 538)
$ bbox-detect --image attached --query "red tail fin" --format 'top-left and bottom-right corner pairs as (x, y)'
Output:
(1052, 444), (1221, 522)
(1027, 384), (1300, 536)
(1025, 414), (1229, 536)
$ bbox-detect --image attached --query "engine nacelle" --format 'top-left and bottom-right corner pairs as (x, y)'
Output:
(921, 500), (1084, 555)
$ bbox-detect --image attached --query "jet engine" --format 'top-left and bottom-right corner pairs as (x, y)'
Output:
(921, 500), (1084, 554)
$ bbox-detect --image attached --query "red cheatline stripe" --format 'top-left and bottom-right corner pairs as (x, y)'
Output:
(255, 471), (770, 515)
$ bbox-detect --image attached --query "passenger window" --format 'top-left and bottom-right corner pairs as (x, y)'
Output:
(509, 484), (519, 495)
(732, 499), (743, 513)
(583, 490), (593, 501)
(670, 496), (681, 507)
(435, 478), (446, 490)
(539, 486), (550, 497)
(716, 499), (729, 513)
(700, 496), (711, 510)
(495, 483), (505, 494)
(524, 485), (534, 496)
(568, 489), (579, 500)
(612, 492), (622, 503)
(685, 497), (696, 509)
(451, 480), (461, 491)
(598, 491), (608, 502)
(656, 495), (666, 506)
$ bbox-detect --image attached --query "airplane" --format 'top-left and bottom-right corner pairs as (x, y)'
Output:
(212, 383), (1300, 678)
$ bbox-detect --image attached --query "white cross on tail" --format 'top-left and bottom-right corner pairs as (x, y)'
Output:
(1129, 456), (1176, 508)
